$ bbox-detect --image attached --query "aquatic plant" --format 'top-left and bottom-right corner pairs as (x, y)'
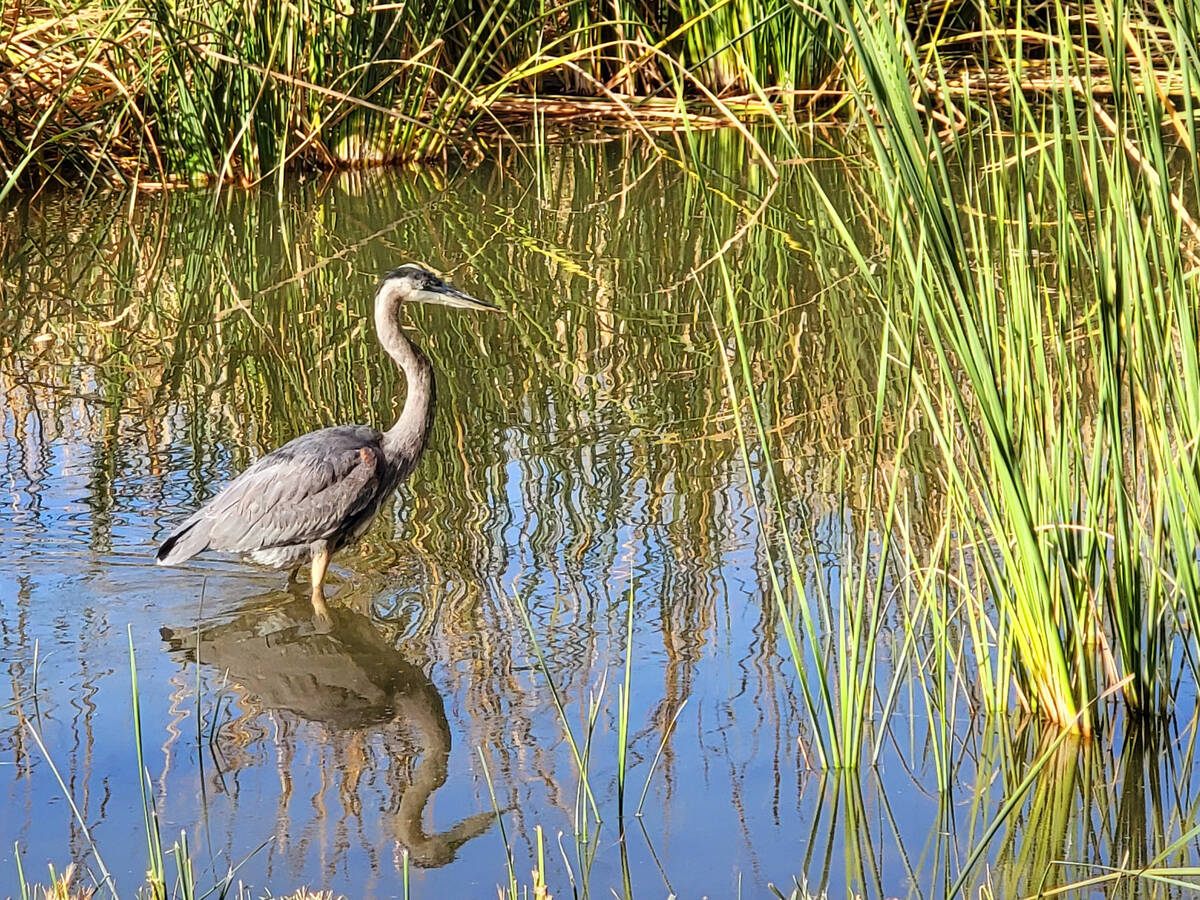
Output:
(803, 0), (1200, 732)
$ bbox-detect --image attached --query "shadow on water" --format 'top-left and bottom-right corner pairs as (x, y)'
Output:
(160, 595), (493, 869)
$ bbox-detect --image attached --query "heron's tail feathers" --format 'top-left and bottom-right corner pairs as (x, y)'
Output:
(156, 518), (211, 565)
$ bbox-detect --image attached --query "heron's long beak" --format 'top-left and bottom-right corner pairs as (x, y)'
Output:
(415, 283), (499, 312)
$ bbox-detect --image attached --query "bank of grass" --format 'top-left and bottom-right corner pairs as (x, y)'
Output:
(6, 0), (1195, 196)
(0, 0), (846, 194)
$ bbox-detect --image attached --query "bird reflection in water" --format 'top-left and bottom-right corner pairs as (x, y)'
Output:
(161, 595), (493, 868)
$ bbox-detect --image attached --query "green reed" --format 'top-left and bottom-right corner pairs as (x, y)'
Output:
(802, 0), (1200, 734)
(130, 630), (167, 900)
(513, 591), (603, 830)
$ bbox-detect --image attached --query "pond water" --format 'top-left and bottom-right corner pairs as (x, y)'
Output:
(1, 130), (1197, 899)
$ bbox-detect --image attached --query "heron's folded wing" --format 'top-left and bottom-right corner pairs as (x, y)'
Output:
(156, 429), (385, 565)
(202, 442), (383, 551)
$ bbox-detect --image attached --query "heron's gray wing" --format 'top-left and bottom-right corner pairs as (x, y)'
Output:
(157, 426), (384, 564)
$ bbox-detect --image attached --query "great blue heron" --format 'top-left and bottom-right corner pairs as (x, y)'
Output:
(156, 264), (495, 623)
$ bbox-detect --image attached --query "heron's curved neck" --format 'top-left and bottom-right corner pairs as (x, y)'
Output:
(375, 285), (435, 467)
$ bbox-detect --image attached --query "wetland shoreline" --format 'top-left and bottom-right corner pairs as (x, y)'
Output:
(3, 0), (1195, 191)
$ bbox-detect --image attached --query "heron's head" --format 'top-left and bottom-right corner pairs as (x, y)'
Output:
(377, 264), (496, 312)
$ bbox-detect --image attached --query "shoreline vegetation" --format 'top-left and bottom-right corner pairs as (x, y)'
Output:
(0, 0), (1194, 192)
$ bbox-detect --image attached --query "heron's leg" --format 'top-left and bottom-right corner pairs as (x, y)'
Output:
(310, 544), (332, 629)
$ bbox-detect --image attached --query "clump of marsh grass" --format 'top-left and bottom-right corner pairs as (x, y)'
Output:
(14, 864), (96, 900)
(805, 0), (1200, 733)
(0, 0), (163, 198)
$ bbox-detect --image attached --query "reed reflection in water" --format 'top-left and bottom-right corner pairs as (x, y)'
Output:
(0, 129), (1197, 898)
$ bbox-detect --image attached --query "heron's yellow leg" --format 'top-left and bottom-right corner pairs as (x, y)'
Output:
(310, 545), (332, 627)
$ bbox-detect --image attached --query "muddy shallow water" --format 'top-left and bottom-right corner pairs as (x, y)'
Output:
(1, 131), (1197, 899)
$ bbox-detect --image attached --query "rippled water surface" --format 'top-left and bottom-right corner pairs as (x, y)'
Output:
(2, 132), (1197, 899)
